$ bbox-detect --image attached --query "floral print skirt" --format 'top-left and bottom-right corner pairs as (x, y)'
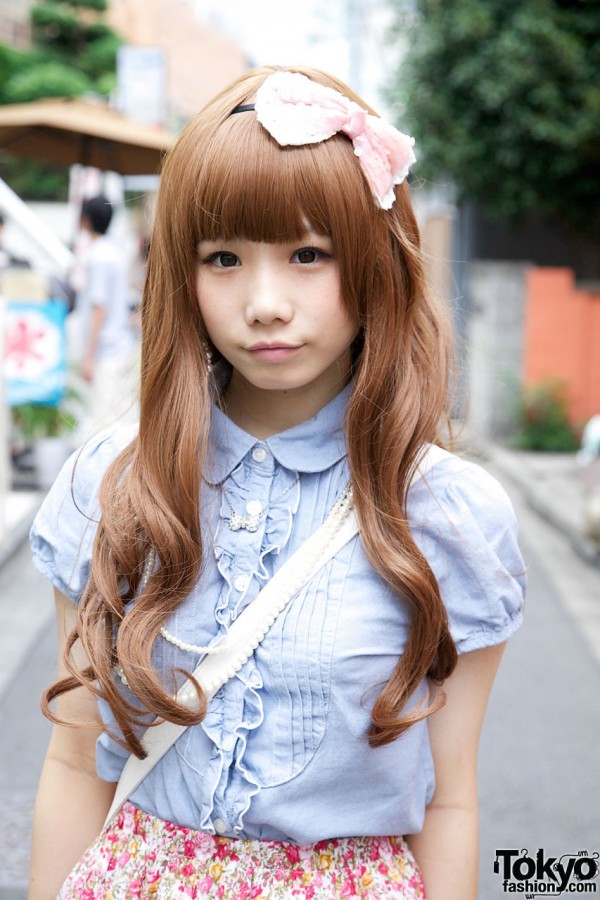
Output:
(58, 801), (426, 899)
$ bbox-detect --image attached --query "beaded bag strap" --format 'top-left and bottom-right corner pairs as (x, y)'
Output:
(104, 443), (450, 827)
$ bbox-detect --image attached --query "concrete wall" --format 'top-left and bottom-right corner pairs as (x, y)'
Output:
(467, 261), (530, 439)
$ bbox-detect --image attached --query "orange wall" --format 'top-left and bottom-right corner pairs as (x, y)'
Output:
(524, 267), (600, 426)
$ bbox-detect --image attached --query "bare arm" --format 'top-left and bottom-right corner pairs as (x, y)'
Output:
(82, 304), (106, 382)
(406, 642), (506, 900)
(28, 589), (116, 899)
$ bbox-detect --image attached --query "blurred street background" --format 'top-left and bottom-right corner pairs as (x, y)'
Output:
(0, 0), (598, 897)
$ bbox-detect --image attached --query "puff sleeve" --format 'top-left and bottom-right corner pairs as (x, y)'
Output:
(409, 457), (526, 653)
(29, 425), (136, 603)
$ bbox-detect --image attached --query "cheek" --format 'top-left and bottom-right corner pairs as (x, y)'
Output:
(323, 288), (357, 338)
(194, 272), (204, 314)
(195, 275), (219, 331)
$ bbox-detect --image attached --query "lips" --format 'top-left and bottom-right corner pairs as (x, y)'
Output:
(247, 342), (302, 361)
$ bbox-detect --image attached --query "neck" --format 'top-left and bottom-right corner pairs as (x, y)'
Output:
(222, 369), (351, 439)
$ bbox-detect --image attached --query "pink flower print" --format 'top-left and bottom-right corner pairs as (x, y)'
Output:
(183, 839), (197, 859)
(285, 844), (301, 865)
(340, 872), (358, 896)
(60, 802), (426, 900)
(314, 840), (330, 852)
(214, 839), (239, 861)
(214, 841), (228, 860)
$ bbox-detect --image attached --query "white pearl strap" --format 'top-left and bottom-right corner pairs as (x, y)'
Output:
(115, 484), (354, 686)
(160, 483), (352, 661)
(176, 482), (354, 705)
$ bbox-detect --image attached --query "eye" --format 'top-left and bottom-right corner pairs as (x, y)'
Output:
(203, 251), (240, 268)
(292, 247), (328, 265)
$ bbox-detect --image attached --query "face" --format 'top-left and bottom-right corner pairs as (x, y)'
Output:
(195, 232), (357, 417)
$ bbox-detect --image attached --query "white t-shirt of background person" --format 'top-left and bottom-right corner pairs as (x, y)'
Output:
(77, 234), (133, 361)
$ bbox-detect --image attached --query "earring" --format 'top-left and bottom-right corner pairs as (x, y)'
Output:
(202, 340), (213, 373)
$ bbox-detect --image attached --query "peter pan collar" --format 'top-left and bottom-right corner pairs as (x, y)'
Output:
(203, 383), (350, 485)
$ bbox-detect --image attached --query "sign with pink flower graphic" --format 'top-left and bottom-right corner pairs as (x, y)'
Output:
(4, 300), (68, 406)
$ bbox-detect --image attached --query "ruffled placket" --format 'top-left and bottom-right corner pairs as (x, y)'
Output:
(198, 444), (301, 835)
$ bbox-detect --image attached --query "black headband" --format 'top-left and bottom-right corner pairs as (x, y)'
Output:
(230, 104), (256, 115)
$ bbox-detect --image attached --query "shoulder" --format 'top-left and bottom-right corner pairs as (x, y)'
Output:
(410, 448), (517, 539)
(29, 424), (137, 602)
(409, 449), (526, 652)
(65, 423), (138, 505)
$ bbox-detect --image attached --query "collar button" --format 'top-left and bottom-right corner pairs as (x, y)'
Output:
(251, 446), (268, 463)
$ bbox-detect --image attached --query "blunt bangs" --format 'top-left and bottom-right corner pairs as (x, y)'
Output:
(190, 111), (376, 246)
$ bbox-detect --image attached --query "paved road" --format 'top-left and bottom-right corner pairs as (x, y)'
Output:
(0, 544), (53, 900)
(0, 469), (599, 898)
(478, 475), (600, 898)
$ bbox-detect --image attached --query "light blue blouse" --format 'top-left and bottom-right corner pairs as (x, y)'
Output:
(30, 385), (526, 842)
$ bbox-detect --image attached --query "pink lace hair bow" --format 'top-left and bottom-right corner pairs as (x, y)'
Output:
(253, 71), (416, 210)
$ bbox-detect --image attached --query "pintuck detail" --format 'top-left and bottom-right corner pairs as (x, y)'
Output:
(183, 455), (303, 835)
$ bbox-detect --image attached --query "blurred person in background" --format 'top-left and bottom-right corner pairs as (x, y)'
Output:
(75, 194), (138, 435)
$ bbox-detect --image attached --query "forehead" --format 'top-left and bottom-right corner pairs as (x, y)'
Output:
(187, 115), (370, 245)
(198, 223), (331, 245)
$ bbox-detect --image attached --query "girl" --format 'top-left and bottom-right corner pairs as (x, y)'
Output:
(29, 65), (525, 899)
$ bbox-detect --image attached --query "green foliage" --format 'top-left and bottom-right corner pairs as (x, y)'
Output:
(0, 46), (23, 103)
(514, 380), (579, 452)
(386, 0), (600, 233)
(0, 155), (69, 200)
(13, 402), (77, 439)
(1, 0), (123, 104)
(66, 0), (107, 10)
(0, 0), (124, 198)
(4, 60), (91, 103)
(78, 33), (122, 79)
(32, 3), (86, 50)
(29, 3), (123, 88)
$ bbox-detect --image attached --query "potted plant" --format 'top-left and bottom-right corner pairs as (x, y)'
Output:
(12, 399), (78, 489)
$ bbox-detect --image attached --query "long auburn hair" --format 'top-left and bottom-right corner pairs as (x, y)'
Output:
(43, 65), (458, 757)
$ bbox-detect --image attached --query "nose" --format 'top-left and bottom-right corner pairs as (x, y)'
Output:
(244, 263), (293, 326)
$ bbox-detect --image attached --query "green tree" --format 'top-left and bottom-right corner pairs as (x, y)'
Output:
(0, 0), (124, 198)
(386, 0), (600, 234)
